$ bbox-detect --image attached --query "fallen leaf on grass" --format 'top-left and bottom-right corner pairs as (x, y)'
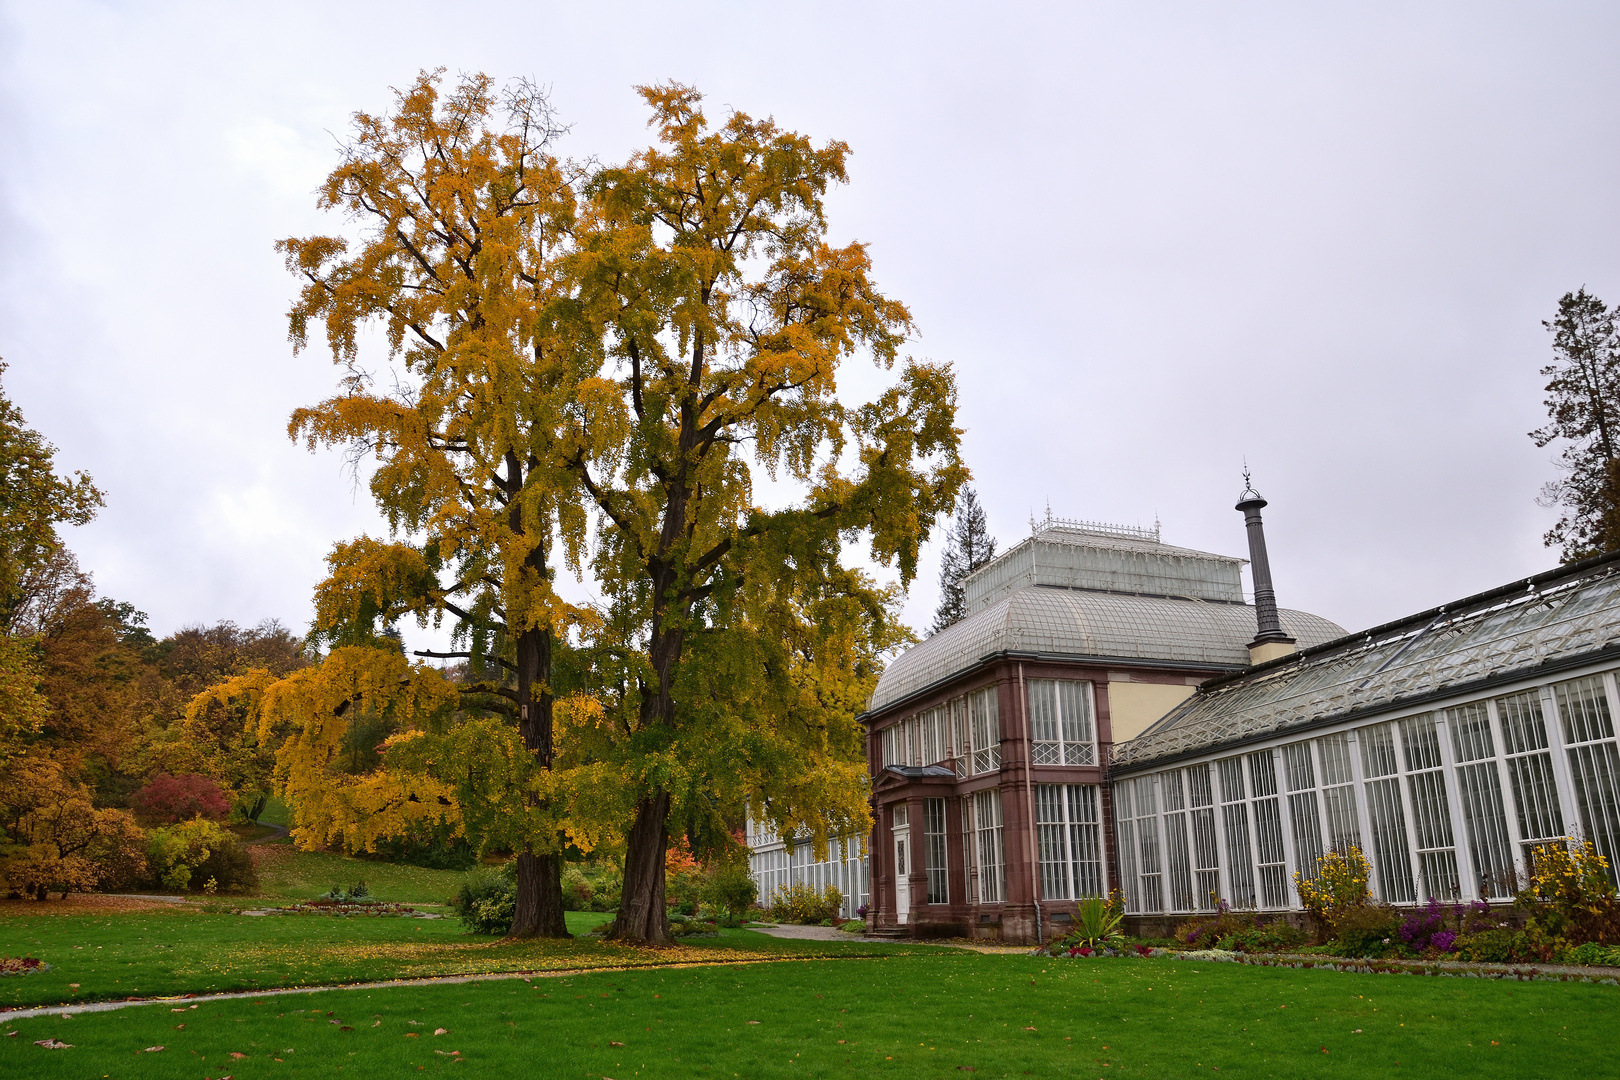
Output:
(404, 1033), (419, 1038)
(746, 1021), (760, 1025)
(435, 1050), (461, 1057)
(68, 983), (79, 989)
(434, 1028), (448, 1036)
(142, 1046), (165, 1052)
(5, 1031), (17, 1038)
(172, 1008), (187, 1013)
(341, 1026), (353, 1031)
(34, 1039), (73, 1049)
(231, 1052), (248, 1059)
(372, 1021), (381, 1028)
(175, 1024), (186, 1030)
(1024, 1026), (1037, 1031)
(610, 1041), (624, 1047)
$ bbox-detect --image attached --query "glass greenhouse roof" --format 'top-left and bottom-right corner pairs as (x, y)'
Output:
(868, 585), (1345, 713)
(1112, 555), (1620, 772)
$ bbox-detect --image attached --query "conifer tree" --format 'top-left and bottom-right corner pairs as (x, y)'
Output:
(1532, 288), (1620, 561)
(930, 486), (996, 634)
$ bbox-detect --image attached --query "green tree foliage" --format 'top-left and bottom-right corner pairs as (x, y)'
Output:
(561, 83), (965, 943)
(930, 485), (996, 634)
(1533, 288), (1620, 560)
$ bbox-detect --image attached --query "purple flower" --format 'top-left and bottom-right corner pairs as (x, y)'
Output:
(856, 904), (868, 918)
(1431, 930), (1457, 953)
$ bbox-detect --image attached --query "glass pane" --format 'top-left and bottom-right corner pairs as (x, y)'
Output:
(1248, 751), (1279, 798)
(1556, 676), (1615, 745)
(1400, 714), (1444, 772)
(1448, 702), (1495, 763)
(1497, 690), (1550, 755)
(1187, 763), (1214, 808)
(1455, 761), (1516, 898)
(1507, 751), (1565, 843)
(1027, 680), (1058, 743)
(1162, 769), (1186, 812)
(1318, 732), (1355, 786)
(1059, 680), (1095, 745)
(1217, 757), (1246, 803)
(1567, 740), (1620, 884)
(1222, 802), (1256, 908)
(1361, 723), (1400, 779)
(1282, 742), (1316, 792)
(1289, 790), (1325, 878)
(1165, 812), (1194, 911)
(1365, 776), (1415, 903)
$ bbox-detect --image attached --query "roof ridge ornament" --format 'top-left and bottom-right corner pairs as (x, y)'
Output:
(1030, 506), (1161, 544)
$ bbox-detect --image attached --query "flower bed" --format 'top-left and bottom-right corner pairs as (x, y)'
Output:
(0, 957), (49, 976)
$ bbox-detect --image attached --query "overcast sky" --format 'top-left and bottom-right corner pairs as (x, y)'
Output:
(3, 1), (1618, 649)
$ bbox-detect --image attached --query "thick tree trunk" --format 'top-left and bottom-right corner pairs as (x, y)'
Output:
(507, 568), (569, 937)
(509, 850), (567, 937)
(606, 791), (673, 945)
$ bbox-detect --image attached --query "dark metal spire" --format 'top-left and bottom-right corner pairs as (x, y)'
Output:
(1236, 468), (1295, 654)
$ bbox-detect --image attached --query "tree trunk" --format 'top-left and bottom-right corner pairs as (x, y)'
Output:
(508, 603), (569, 937)
(509, 849), (567, 937)
(606, 791), (673, 945)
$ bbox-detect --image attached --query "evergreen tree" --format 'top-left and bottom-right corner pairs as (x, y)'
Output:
(1532, 288), (1620, 561)
(931, 487), (996, 634)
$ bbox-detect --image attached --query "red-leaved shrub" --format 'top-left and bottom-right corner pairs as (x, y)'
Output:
(132, 772), (230, 824)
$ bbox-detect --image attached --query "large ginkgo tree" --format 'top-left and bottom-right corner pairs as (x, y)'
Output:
(561, 85), (966, 943)
(194, 71), (591, 936)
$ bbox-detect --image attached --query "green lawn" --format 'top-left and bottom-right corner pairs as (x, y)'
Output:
(1, 952), (1611, 1078)
(249, 842), (477, 906)
(0, 908), (896, 1010)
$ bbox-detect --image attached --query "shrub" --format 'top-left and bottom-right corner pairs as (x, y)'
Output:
(768, 882), (843, 924)
(1330, 902), (1405, 958)
(1563, 941), (1620, 966)
(1454, 927), (1518, 963)
(1520, 838), (1619, 945)
(132, 773), (231, 825)
(451, 864), (516, 934)
(562, 861), (622, 912)
(1214, 922), (1309, 953)
(1295, 847), (1371, 940)
(701, 863), (758, 922)
(145, 819), (256, 893)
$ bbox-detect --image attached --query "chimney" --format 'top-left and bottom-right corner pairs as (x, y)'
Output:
(1236, 470), (1297, 666)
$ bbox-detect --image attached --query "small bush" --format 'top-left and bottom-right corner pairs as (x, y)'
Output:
(1520, 838), (1620, 945)
(1295, 847), (1372, 940)
(702, 863), (758, 921)
(1331, 902), (1405, 958)
(132, 773), (231, 825)
(1214, 922), (1309, 953)
(768, 882), (843, 924)
(145, 819), (256, 893)
(1454, 927), (1518, 963)
(451, 864), (517, 934)
(562, 861), (622, 912)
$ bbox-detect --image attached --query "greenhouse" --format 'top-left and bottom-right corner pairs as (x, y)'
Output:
(1110, 551), (1620, 919)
